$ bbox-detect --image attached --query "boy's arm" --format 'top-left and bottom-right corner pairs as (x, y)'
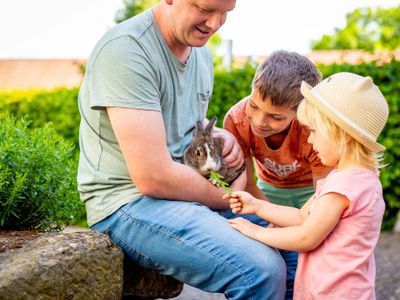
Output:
(235, 192), (349, 251)
(244, 158), (268, 200)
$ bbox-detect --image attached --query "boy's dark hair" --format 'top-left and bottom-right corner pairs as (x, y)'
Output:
(252, 50), (321, 109)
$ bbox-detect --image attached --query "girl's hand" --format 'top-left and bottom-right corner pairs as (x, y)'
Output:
(228, 217), (259, 239)
(223, 191), (258, 214)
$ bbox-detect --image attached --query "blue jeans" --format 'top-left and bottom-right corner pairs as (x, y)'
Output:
(91, 196), (286, 300)
(219, 209), (297, 300)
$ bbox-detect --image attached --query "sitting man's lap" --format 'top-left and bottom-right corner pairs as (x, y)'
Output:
(92, 196), (286, 300)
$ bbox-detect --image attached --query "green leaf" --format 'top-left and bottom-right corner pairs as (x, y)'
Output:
(208, 171), (232, 196)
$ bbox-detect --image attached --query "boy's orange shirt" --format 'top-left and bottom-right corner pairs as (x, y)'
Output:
(224, 98), (329, 188)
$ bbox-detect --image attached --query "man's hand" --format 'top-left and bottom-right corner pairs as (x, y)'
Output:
(213, 128), (244, 170)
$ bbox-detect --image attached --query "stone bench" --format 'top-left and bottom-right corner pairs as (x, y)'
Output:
(0, 230), (183, 299)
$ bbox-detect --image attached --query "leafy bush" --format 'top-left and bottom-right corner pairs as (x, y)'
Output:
(0, 88), (80, 156)
(0, 114), (83, 230)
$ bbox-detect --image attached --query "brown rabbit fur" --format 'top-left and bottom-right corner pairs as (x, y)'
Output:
(183, 116), (245, 184)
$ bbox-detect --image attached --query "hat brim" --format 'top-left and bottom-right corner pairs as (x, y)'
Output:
(300, 81), (385, 153)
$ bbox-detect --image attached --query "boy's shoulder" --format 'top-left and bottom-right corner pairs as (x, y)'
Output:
(226, 97), (248, 121)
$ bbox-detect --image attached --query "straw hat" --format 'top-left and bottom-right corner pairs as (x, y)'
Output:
(300, 72), (389, 152)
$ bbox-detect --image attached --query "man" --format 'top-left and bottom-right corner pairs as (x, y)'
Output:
(78, 0), (285, 298)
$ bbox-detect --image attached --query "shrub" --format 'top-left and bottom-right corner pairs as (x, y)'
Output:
(0, 114), (83, 231)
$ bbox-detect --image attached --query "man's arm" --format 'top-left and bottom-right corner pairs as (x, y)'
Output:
(107, 107), (230, 209)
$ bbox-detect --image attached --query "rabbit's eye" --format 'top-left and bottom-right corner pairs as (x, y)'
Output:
(196, 149), (201, 156)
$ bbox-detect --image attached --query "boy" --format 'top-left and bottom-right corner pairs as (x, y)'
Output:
(223, 50), (331, 299)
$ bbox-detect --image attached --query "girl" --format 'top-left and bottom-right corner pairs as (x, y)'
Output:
(225, 72), (389, 299)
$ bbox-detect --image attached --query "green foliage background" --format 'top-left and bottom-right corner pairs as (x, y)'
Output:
(0, 59), (399, 230)
(312, 5), (400, 51)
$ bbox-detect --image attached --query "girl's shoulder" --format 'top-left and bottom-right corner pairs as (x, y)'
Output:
(318, 168), (382, 205)
(327, 168), (378, 182)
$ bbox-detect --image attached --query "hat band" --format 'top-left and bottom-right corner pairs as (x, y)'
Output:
(311, 89), (377, 142)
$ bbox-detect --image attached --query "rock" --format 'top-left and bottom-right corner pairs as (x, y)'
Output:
(123, 258), (183, 299)
(0, 231), (123, 299)
(0, 230), (183, 300)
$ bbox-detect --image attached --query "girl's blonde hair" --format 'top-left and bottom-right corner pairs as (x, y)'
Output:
(297, 99), (384, 170)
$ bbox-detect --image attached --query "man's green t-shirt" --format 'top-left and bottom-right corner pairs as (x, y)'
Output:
(78, 10), (214, 226)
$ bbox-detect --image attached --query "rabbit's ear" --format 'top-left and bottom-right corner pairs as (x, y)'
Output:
(194, 120), (204, 136)
(205, 116), (217, 135)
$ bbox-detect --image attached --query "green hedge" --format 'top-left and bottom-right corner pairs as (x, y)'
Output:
(208, 63), (255, 127)
(0, 88), (80, 154)
(0, 59), (399, 230)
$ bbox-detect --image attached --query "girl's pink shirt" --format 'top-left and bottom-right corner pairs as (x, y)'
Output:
(294, 168), (385, 300)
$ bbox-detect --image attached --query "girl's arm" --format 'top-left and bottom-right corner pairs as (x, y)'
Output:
(254, 199), (307, 227)
(228, 190), (313, 227)
(229, 192), (349, 251)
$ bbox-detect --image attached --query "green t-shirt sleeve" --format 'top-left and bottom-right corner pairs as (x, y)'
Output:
(87, 35), (161, 112)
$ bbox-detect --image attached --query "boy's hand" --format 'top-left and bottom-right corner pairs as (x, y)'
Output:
(228, 217), (260, 239)
(223, 191), (257, 214)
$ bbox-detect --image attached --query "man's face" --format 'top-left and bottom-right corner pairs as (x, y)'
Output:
(245, 90), (297, 139)
(170, 0), (236, 47)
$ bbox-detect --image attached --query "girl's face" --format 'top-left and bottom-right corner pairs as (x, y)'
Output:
(245, 90), (297, 138)
(307, 127), (339, 167)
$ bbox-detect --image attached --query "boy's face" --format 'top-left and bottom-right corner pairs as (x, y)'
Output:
(245, 90), (297, 138)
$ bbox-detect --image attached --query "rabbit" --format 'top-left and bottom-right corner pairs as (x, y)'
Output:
(183, 116), (245, 185)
